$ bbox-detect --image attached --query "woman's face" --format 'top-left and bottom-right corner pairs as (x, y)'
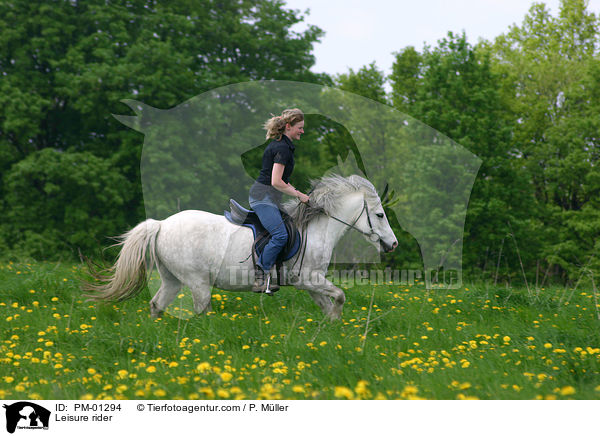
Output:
(285, 120), (304, 141)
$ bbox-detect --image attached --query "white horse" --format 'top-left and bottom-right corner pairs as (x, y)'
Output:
(84, 174), (398, 320)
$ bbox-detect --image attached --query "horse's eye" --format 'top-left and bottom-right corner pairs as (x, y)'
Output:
(376, 213), (384, 218)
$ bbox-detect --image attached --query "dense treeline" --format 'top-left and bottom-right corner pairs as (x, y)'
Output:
(0, 0), (326, 257)
(1, 0), (598, 286)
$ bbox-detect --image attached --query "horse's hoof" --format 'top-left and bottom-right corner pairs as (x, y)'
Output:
(328, 312), (342, 321)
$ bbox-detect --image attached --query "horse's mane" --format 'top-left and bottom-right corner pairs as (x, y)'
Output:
(283, 174), (380, 229)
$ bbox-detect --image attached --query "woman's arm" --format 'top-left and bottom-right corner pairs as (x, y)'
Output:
(271, 163), (309, 203)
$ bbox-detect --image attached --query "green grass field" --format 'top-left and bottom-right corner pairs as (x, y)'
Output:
(1, 260), (599, 400)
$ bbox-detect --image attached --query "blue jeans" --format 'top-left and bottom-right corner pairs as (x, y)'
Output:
(249, 195), (288, 272)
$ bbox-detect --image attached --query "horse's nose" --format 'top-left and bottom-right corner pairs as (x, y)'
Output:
(382, 240), (398, 253)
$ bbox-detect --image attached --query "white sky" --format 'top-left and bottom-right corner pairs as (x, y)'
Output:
(285, 0), (600, 78)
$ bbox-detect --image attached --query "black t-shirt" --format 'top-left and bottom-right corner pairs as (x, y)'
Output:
(250, 135), (295, 205)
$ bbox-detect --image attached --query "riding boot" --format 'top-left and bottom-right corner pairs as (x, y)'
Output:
(252, 265), (280, 294)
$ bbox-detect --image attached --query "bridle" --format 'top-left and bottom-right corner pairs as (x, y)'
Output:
(321, 198), (381, 243)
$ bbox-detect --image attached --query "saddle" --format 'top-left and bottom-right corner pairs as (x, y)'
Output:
(224, 199), (301, 286)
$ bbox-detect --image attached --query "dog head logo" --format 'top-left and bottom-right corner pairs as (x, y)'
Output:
(3, 402), (50, 434)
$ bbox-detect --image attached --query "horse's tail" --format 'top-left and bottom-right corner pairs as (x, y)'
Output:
(82, 219), (161, 302)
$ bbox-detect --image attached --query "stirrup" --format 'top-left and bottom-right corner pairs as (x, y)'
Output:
(252, 268), (279, 295)
(264, 274), (277, 296)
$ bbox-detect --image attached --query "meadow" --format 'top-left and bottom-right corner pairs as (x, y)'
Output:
(1, 260), (599, 400)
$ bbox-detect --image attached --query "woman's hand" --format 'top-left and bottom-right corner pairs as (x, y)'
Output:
(297, 192), (310, 204)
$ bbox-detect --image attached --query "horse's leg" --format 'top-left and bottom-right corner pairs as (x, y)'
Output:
(188, 274), (213, 315)
(297, 272), (346, 320)
(306, 290), (334, 314)
(149, 260), (182, 319)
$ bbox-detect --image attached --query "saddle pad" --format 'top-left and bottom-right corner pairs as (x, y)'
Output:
(224, 211), (301, 261)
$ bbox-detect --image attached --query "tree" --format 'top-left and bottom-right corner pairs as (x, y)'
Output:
(0, 0), (326, 259)
(390, 32), (530, 282)
(2, 149), (132, 258)
(490, 0), (600, 282)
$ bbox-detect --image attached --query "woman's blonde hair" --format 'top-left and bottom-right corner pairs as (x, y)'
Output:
(263, 108), (304, 140)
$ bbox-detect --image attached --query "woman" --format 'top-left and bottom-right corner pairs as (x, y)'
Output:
(249, 108), (310, 294)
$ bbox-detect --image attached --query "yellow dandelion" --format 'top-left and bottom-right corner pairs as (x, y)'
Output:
(355, 380), (370, 397)
(217, 389), (230, 398)
(116, 385), (128, 394)
(559, 386), (575, 396)
(402, 385), (419, 395)
(456, 393), (479, 400)
(334, 386), (354, 400)
(199, 387), (215, 399)
(197, 362), (211, 372)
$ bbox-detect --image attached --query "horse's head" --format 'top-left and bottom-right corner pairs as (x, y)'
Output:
(287, 174), (398, 253)
(327, 175), (398, 253)
(363, 194), (398, 253)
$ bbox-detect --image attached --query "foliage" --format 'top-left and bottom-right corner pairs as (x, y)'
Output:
(0, 0), (325, 259)
(488, 0), (600, 283)
(2, 149), (132, 258)
(389, 33), (532, 281)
